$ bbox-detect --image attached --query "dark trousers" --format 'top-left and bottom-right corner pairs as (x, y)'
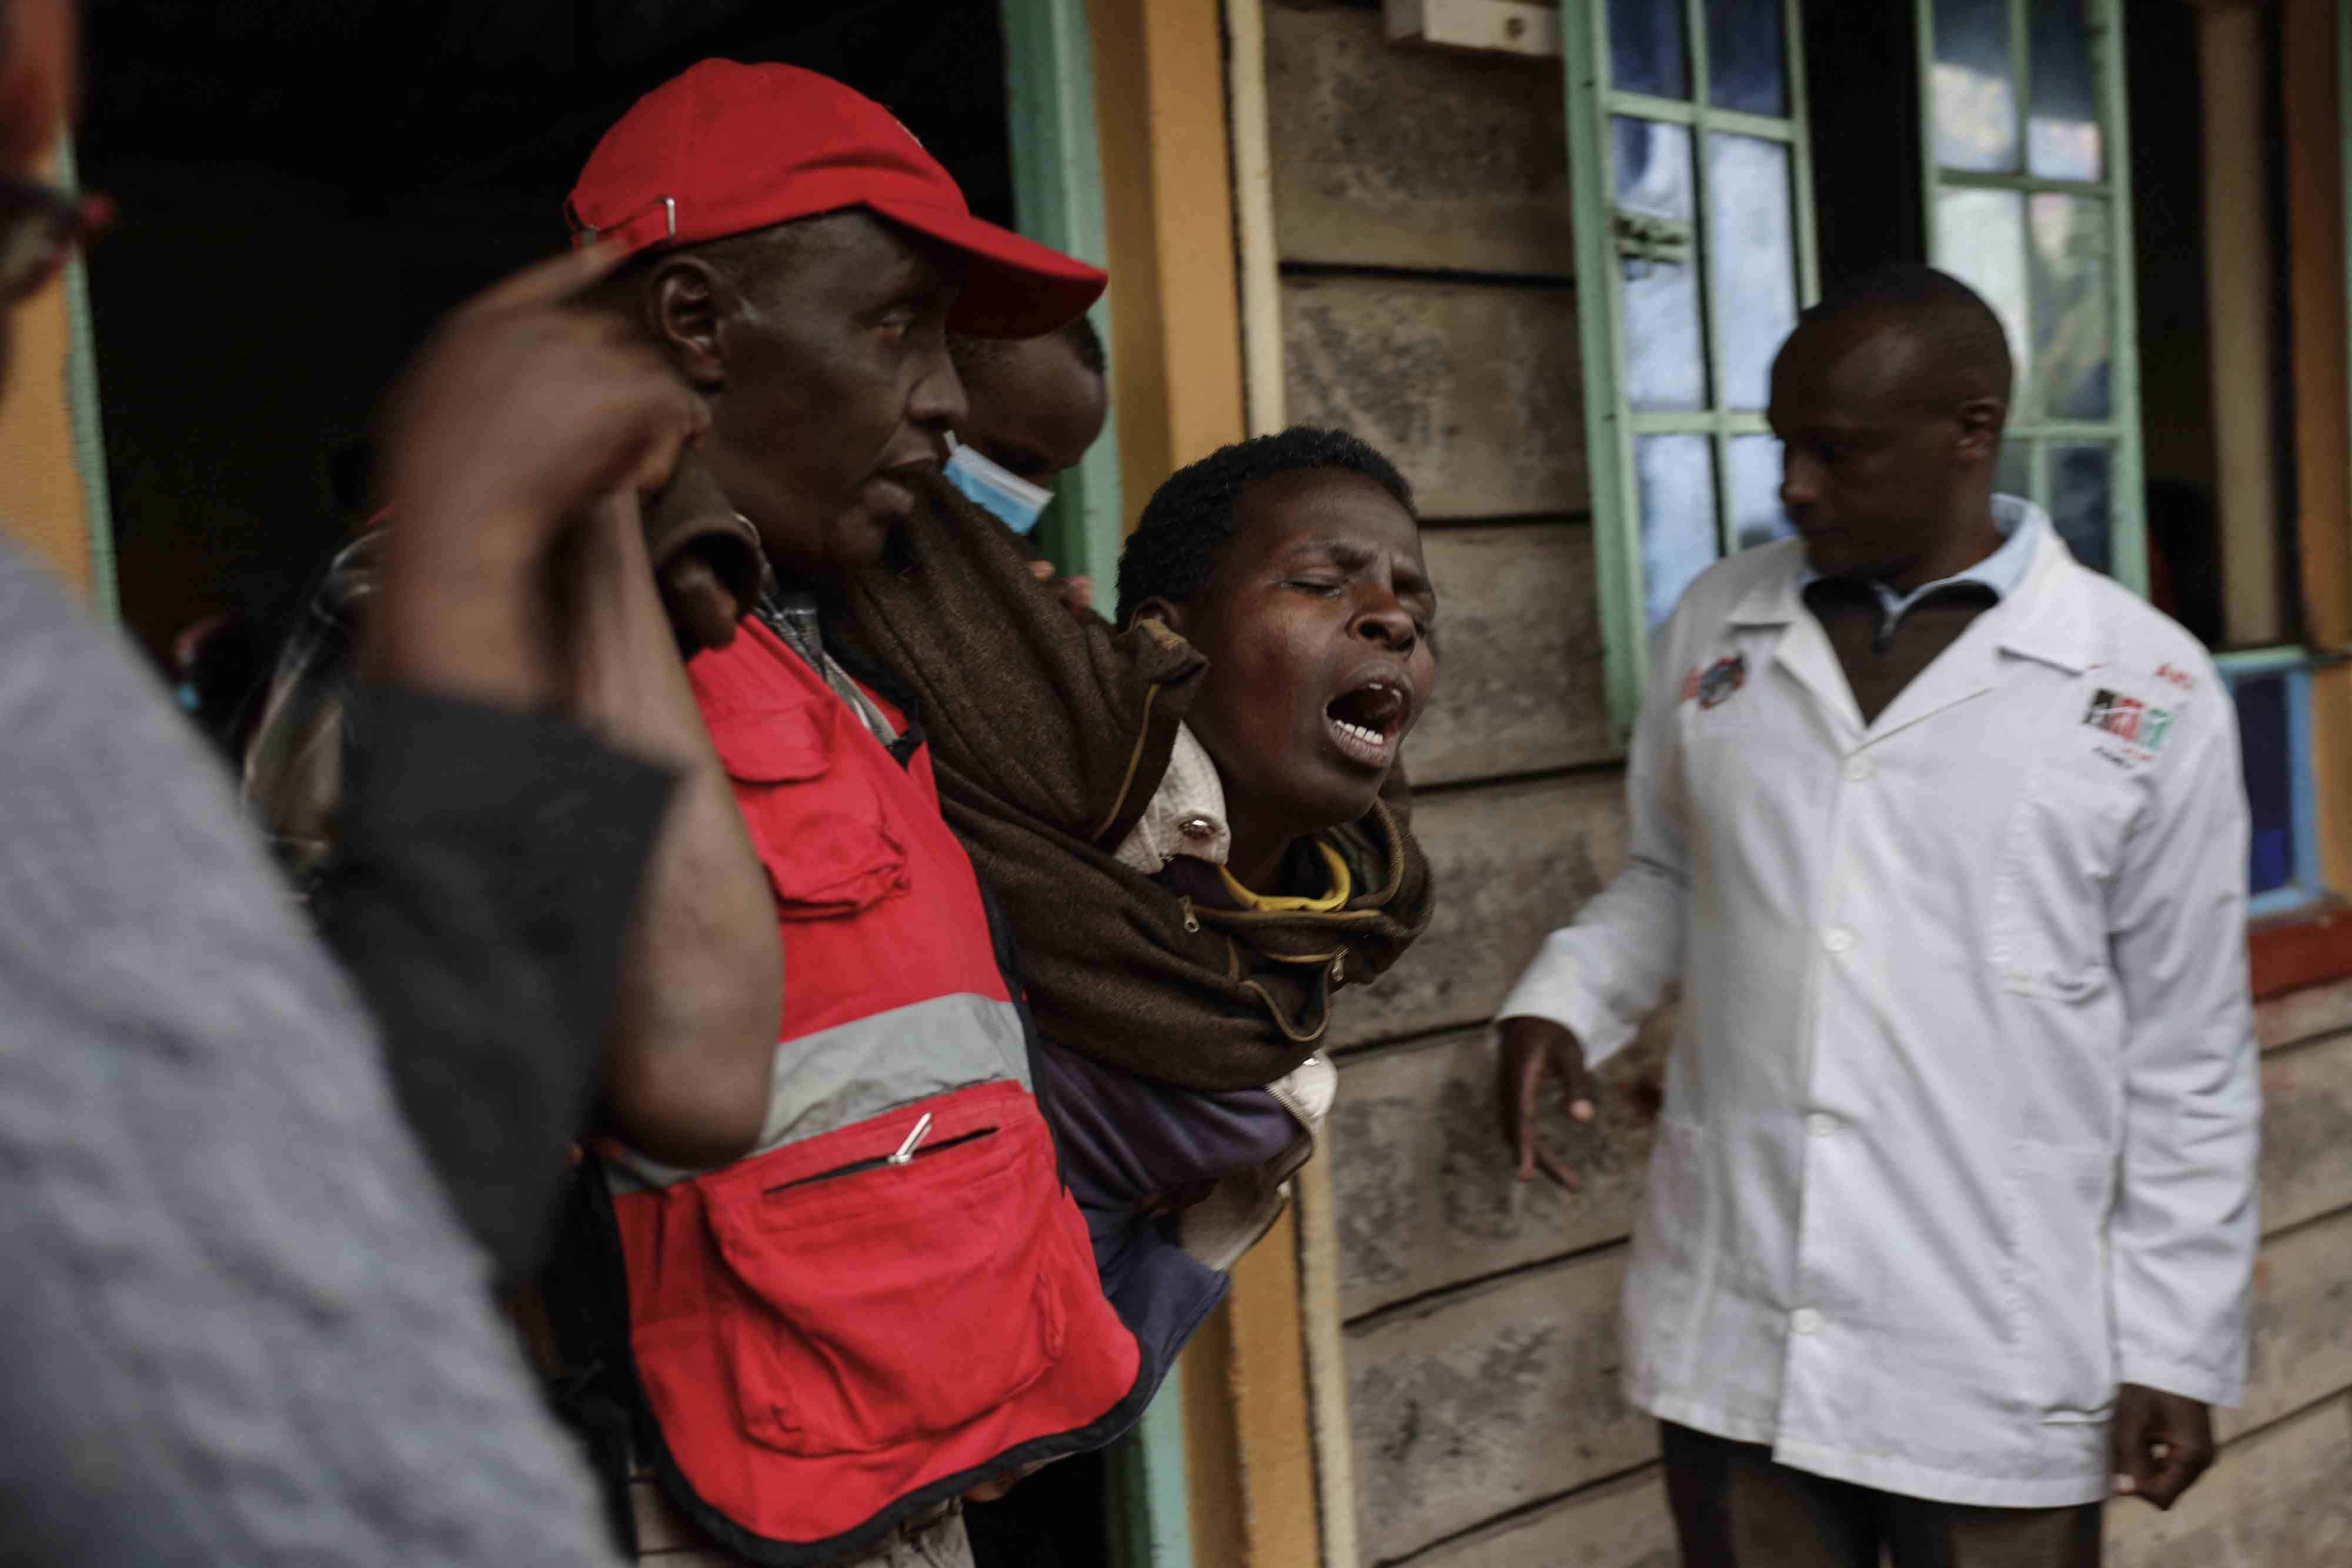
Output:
(1661, 1422), (2103, 1568)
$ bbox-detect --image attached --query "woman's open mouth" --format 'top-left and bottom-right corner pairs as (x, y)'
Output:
(1325, 679), (1410, 768)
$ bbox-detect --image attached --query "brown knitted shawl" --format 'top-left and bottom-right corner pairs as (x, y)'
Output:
(834, 477), (1434, 1092)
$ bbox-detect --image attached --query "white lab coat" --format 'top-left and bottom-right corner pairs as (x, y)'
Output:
(1499, 512), (2260, 1507)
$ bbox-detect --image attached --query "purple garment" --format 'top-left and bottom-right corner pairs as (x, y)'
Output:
(1032, 1037), (1298, 1215)
(1027, 1036), (1298, 1404)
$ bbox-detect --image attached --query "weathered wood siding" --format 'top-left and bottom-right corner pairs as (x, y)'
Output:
(1334, 774), (1626, 1051)
(1408, 526), (1613, 785)
(1258, 6), (2352, 1567)
(1283, 275), (1586, 520)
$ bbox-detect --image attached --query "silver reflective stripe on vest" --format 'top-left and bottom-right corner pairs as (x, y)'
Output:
(606, 990), (1034, 1193)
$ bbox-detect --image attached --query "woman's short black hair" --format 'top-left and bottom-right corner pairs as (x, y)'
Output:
(1115, 426), (1414, 626)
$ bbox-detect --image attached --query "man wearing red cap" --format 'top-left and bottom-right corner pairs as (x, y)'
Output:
(536, 60), (1148, 1568)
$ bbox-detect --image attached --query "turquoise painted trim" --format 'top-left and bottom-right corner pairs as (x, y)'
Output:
(2247, 885), (2324, 918)
(2213, 645), (2316, 678)
(1001, 0), (1124, 592)
(1564, 0), (1648, 741)
(1105, 1382), (1195, 1568)
(55, 135), (116, 621)
(1000, 21), (1174, 1563)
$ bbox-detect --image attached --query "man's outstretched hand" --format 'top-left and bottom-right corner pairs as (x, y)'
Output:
(1496, 1015), (1597, 1191)
(2110, 1383), (2214, 1510)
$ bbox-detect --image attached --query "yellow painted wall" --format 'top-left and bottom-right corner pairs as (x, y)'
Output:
(1088, 4), (1325, 1566)
(0, 145), (95, 596)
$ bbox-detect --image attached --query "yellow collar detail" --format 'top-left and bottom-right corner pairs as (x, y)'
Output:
(1218, 841), (1353, 913)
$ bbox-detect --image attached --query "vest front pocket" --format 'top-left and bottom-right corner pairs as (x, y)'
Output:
(709, 696), (911, 918)
(703, 1101), (1069, 1459)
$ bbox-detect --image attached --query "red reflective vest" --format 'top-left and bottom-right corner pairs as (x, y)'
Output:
(597, 617), (1141, 1564)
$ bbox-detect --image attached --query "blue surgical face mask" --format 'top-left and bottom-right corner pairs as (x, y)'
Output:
(944, 436), (1054, 536)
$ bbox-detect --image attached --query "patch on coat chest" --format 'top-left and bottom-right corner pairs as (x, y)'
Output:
(1681, 653), (1748, 710)
(2080, 686), (2174, 760)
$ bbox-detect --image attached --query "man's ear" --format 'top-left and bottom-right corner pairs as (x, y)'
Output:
(644, 256), (729, 392)
(1955, 395), (2005, 465)
(1130, 596), (1190, 637)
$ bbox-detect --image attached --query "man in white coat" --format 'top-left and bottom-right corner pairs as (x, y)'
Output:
(1495, 265), (2258, 1567)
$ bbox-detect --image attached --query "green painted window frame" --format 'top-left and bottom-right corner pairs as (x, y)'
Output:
(1914, 0), (2148, 598)
(1563, 0), (1822, 741)
(1003, 0), (1125, 591)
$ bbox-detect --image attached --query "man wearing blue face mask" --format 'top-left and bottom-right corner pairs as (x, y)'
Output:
(946, 317), (1108, 606)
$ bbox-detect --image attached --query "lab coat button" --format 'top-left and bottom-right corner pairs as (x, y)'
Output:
(1792, 1308), (1823, 1336)
(1823, 927), (1855, 954)
(1807, 1114), (1836, 1139)
(1844, 757), (1875, 783)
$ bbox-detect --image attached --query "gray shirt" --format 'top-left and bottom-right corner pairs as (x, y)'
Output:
(0, 536), (620, 1567)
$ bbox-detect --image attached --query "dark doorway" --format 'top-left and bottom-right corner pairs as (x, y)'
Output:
(77, 0), (1013, 681)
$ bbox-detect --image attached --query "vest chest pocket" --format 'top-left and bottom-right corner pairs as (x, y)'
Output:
(709, 698), (910, 918)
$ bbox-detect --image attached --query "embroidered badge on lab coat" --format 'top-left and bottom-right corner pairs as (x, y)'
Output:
(1688, 653), (1747, 710)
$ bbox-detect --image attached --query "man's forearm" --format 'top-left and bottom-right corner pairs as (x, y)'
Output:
(565, 496), (781, 1168)
(599, 750), (781, 1167)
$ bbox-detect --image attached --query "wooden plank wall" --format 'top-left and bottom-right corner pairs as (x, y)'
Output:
(1260, 5), (2352, 1564)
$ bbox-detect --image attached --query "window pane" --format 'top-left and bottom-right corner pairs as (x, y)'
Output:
(1707, 0), (1788, 117)
(1936, 188), (2029, 402)
(2047, 442), (2111, 575)
(1994, 439), (2031, 502)
(1638, 434), (1720, 628)
(2234, 674), (2297, 896)
(1706, 134), (1800, 411)
(1931, 0), (2020, 173)
(2028, 0), (2103, 181)
(1615, 118), (1708, 410)
(1726, 434), (1793, 550)
(2028, 194), (2112, 420)
(1610, 0), (1690, 99)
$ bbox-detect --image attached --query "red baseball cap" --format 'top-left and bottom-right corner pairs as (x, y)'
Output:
(566, 59), (1105, 340)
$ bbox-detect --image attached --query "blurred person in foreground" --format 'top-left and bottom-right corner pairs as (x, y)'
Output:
(1492, 265), (2257, 1566)
(0, 0), (779, 1560)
